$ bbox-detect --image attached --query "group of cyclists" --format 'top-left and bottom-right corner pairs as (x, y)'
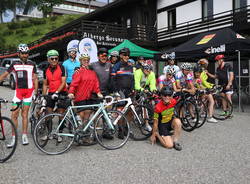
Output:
(0, 43), (234, 152)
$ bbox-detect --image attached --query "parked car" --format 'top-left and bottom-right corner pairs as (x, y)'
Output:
(0, 58), (43, 90)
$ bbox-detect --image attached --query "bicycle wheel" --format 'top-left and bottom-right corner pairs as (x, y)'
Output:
(178, 100), (199, 132)
(213, 95), (233, 120)
(94, 110), (130, 150)
(33, 113), (75, 155)
(130, 105), (154, 141)
(195, 99), (208, 128)
(0, 117), (18, 163)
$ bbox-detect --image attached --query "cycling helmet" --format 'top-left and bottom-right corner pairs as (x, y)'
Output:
(198, 58), (208, 65)
(67, 47), (78, 53)
(215, 54), (224, 61)
(79, 53), (90, 60)
(193, 65), (203, 73)
(180, 63), (192, 70)
(110, 51), (119, 57)
(47, 49), (59, 57)
(142, 60), (153, 70)
(119, 47), (130, 55)
(17, 43), (29, 53)
(128, 59), (135, 64)
(166, 66), (176, 75)
(160, 86), (173, 96)
(137, 56), (144, 60)
(98, 47), (108, 55)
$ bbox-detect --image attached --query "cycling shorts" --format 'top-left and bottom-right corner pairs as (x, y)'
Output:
(12, 88), (34, 106)
(158, 120), (173, 136)
(46, 92), (70, 109)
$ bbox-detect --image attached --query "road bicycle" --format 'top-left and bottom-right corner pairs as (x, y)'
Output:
(111, 95), (154, 141)
(33, 96), (130, 155)
(0, 98), (18, 163)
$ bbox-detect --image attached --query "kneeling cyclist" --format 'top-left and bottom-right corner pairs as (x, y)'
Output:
(150, 87), (182, 151)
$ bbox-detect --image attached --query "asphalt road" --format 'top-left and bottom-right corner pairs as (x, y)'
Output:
(0, 85), (249, 184)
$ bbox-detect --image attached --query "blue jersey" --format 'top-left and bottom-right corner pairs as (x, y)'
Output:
(63, 59), (80, 83)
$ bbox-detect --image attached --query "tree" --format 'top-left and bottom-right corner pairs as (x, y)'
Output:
(6, 0), (25, 22)
(23, 0), (38, 15)
(36, 0), (65, 18)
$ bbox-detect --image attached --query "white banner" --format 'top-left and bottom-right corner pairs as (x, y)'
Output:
(78, 38), (98, 63)
(67, 40), (80, 60)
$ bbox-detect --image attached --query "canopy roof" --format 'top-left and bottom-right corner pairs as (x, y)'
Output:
(109, 39), (159, 58)
(157, 28), (250, 60)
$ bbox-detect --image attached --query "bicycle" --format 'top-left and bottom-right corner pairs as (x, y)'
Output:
(111, 94), (154, 141)
(0, 98), (18, 163)
(33, 96), (130, 155)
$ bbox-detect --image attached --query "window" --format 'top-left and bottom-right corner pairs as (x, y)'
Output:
(126, 18), (131, 28)
(202, 0), (208, 21)
(168, 9), (176, 30)
(142, 11), (149, 25)
(233, 0), (241, 13)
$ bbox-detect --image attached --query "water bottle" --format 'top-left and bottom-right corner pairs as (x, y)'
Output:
(76, 115), (82, 125)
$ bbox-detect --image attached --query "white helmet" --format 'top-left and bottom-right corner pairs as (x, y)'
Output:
(110, 51), (119, 57)
(181, 63), (193, 70)
(67, 47), (78, 53)
(79, 53), (90, 60)
(17, 44), (29, 53)
(166, 66), (176, 75)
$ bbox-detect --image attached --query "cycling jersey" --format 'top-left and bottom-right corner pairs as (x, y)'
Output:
(194, 78), (202, 89)
(200, 71), (214, 89)
(216, 63), (233, 86)
(154, 98), (177, 123)
(111, 61), (134, 94)
(62, 58), (80, 84)
(175, 71), (193, 88)
(91, 61), (112, 94)
(158, 75), (176, 89)
(44, 64), (67, 93)
(69, 67), (100, 102)
(134, 68), (157, 92)
(7, 60), (37, 89)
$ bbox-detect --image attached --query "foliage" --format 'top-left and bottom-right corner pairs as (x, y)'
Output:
(29, 18), (46, 25)
(36, 0), (65, 17)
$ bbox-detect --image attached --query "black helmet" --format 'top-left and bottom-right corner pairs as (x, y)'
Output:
(160, 87), (173, 96)
(193, 65), (203, 73)
(98, 47), (108, 55)
(119, 47), (130, 55)
(137, 56), (144, 60)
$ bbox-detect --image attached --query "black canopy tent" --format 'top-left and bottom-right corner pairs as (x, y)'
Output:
(156, 28), (250, 112)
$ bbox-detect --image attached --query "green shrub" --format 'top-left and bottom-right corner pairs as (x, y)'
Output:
(32, 29), (42, 36)
(15, 29), (24, 34)
(3, 30), (15, 35)
(7, 22), (21, 29)
(20, 32), (28, 37)
(29, 18), (46, 25)
(50, 16), (58, 21)
(21, 21), (32, 28)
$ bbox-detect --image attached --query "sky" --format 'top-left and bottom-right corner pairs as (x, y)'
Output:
(2, 0), (112, 22)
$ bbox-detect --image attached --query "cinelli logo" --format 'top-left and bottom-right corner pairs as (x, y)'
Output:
(204, 44), (226, 54)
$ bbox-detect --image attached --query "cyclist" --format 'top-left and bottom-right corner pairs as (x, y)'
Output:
(91, 48), (112, 96)
(176, 63), (196, 94)
(111, 48), (134, 98)
(68, 53), (103, 124)
(109, 50), (119, 66)
(135, 56), (145, 70)
(158, 67), (180, 92)
(163, 58), (180, 75)
(0, 44), (38, 146)
(197, 58), (214, 89)
(134, 60), (157, 92)
(206, 55), (234, 116)
(63, 47), (80, 86)
(150, 87), (182, 151)
(193, 65), (218, 123)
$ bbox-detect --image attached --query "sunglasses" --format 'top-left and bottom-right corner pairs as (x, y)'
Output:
(20, 52), (29, 55)
(162, 94), (172, 97)
(100, 54), (108, 57)
(69, 51), (77, 54)
(50, 57), (59, 61)
(122, 54), (130, 57)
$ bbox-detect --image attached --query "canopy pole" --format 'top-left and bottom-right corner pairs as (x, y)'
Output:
(237, 50), (241, 112)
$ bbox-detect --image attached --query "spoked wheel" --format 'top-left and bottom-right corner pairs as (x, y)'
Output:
(129, 105), (154, 141)
(213, 95), (233, 120)
(94, 110), (130, 150)
(0, 117), (18, 163)
(195, 99), (208, 128)
(75, 125), (97, 146)
(178, 100), (199, 132)
(33, 113), (75, 155)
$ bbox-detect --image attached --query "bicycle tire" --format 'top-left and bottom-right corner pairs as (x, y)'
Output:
(94, 110), (130, 150)
(0, 117), (18, 163)
(129, 105), (154, 141)
(33, 113), (75, 155)
(213, 95), (233, 120)
(195, 99), (208, 128)
(178, 100), (199, 132)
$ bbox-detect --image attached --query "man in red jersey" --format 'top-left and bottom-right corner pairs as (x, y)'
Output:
(150, 87), (182, 151)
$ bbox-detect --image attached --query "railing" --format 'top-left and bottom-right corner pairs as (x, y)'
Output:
(157, 5), (250, 42)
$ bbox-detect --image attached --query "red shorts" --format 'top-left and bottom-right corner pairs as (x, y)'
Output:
(12, 88), (34, 104)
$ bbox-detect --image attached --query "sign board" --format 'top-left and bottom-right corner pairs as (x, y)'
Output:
(78, 38), (98, 63)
